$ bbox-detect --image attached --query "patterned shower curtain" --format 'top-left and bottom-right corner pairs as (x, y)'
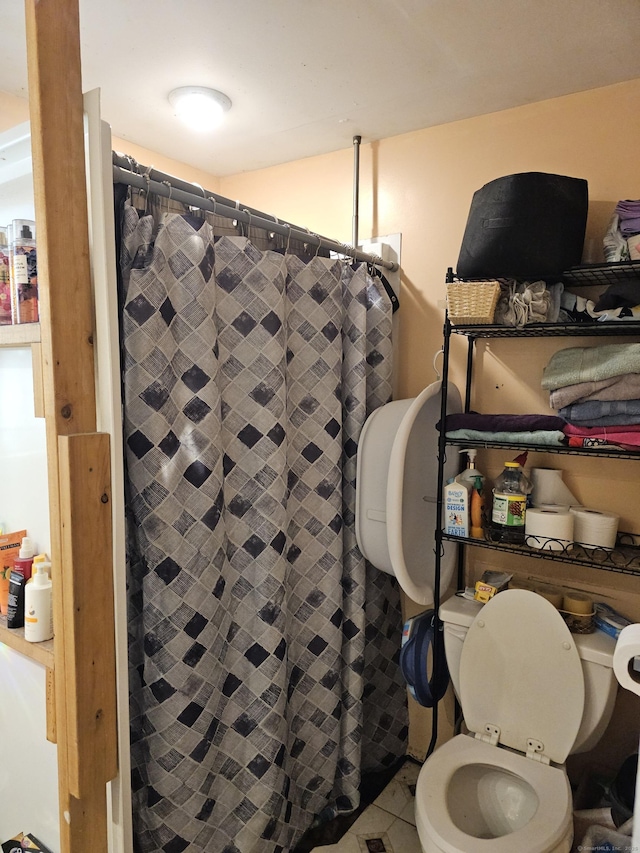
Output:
(119, 202), (408, 853)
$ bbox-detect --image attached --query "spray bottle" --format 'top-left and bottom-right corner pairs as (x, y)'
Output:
(0, 226), (11, 325)
(457, 449), (486, 539)
(10, 219), (38, 324)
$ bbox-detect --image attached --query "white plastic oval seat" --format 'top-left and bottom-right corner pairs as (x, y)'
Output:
(355, 380), (462, 604)
(460, 589), (585, 764)
(416, 734), (573, 853)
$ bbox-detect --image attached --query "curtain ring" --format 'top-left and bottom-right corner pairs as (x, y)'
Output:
(190, 183), (206, 219)
(285, 224), (293, 256)
(161, 179), (173, 201)
(303, 225), (312, 255)
(242, 208), (254, 238)
(312, 233), (322, 259)
(142, 172), (151, 216)
(206, 193), (218, 217)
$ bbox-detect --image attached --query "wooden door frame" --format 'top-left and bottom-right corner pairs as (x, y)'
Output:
(25, 0), (117, 849)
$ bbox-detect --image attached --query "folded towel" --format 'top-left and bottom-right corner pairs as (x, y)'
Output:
(441, 413), (566, 432)
(549, 374), (640, 409)
(615, 199), (640, 237)
(558, 398), (640, 424)
(567, 436), (640, 450)
(446, 428), (566, 446)
(564, 422), (640, 448)
(542, 343), (640, 391)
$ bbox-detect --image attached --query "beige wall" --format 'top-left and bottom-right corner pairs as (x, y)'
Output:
(221, 78), (640, 771)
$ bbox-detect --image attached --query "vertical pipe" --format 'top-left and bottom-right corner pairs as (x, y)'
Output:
(427, 289), (455, 760)
(352, 135), (361, 250)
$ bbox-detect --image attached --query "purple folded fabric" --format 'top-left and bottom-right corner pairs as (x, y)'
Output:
(441, 412), (566, 432)
(615, 200), (640, 236)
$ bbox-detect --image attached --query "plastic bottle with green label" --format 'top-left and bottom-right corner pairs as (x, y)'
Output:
(491, 461), (532, 544)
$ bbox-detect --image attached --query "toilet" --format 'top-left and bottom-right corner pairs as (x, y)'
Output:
(416, 589), (618, 853)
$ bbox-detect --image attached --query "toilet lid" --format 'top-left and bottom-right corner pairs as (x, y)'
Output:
(459, 589), (584, 764)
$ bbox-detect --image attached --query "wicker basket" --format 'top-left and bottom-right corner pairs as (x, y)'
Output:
(447, 280), (501, 325)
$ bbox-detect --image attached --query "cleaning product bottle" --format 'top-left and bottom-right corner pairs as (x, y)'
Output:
(24, 560), (53, 643)
(444, 476), (469, 537)
(458, 449), (486, 539)
(491, 461), (532, 544)
(469, 474), (486, 539)
(10, 219), (38, 324)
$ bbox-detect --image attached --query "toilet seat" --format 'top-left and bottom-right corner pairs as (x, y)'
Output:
(416, 735), (572, 853)
(460, 589), (584, 763)
(416, 591), (585, 852)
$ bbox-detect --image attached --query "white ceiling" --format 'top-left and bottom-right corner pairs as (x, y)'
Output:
(3, 0), (640, 177)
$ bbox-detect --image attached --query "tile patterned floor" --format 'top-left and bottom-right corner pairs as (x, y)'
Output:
(309, 762), (422, 853)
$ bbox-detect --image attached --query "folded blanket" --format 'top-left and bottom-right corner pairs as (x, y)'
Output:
(615, 199), (640, 237)
(446, 428), (566, 446)
(564, 422), (640, 448)
(563, 414), (640, 427)
(441, 413), (566, 432)
(549, 373), (640, 409)
(558, 398), (640, 424)
(542, 344), (640, 391)
(564, 422), (640, 435)
(567, 436), (640, 450)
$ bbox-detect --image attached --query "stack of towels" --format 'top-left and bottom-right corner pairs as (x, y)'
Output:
(442, 412), (567, 447)
(542, 343), (640, 449)
(603, 199), (640, 262)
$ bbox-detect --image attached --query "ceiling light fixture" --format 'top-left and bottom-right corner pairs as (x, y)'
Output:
(168, 86), (232, 132)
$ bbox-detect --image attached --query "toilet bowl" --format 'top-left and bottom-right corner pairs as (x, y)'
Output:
(416, 735), (573, 853)
(416, 589), (618, 853)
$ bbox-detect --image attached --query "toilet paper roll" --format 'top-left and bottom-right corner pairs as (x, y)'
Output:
(562, 592), (595, 633)
(570, 507), (619, 550)
(525, 507), (574, 551)
(563, 592), (593, 615)
(536, 586), (564, 609)
(530, 468), (580, 508)
(613, 623), (640, 697)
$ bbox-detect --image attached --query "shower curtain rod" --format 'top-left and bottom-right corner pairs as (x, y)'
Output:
(112, 153), (398, 273)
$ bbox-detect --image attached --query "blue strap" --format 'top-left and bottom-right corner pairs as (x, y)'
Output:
(399, 609), (450, 708)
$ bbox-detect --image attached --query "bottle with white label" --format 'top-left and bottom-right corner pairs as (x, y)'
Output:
(24, 560), (53, 643)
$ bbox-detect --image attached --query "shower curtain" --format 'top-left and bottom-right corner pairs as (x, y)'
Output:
(119, 199), (408, 853)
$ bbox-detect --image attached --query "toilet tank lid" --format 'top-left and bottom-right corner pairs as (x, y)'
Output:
(441, 593), (616, 668)
(439, 594), (483, 628)
(573, 628), (615, 667)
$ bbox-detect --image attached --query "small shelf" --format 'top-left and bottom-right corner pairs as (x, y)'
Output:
(0, 615), (54, 668)
(563, 260), (640, 287)
(441, 531), (640, 576)
(0, 323), (41, 347)
(444, 438), (640, 461)
(449, 320), (640, 338)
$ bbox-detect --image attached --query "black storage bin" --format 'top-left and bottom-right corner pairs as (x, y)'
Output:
(608, 752), (637, 827)
(456, 172), (588, 280)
